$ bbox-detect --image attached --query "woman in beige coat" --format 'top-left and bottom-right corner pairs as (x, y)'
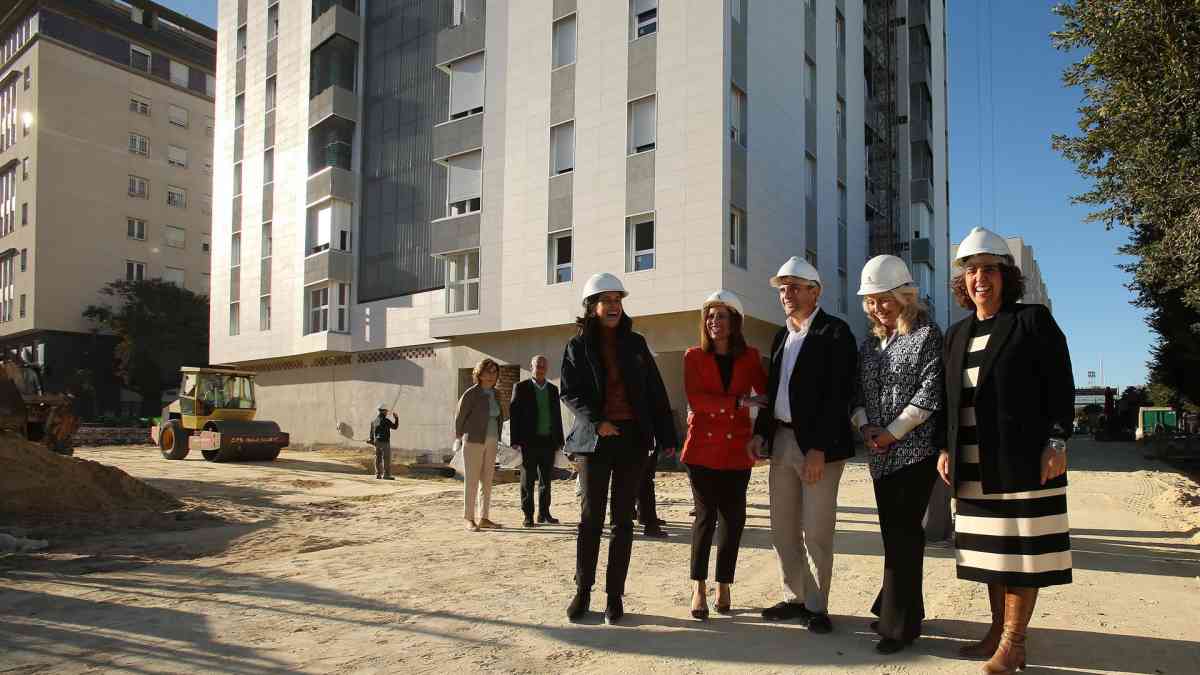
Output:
(455, 358), (506, 531)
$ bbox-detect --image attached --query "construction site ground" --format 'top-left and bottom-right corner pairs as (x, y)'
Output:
(1, 438), (1198, 674)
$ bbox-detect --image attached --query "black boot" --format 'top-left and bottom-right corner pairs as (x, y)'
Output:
(567, 589), (590, 621)
(604, 594), (624, 624)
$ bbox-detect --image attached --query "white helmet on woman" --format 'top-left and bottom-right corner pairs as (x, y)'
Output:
(702, 289), (744, 316)
(580, 272), (628, 303)
(858, 255), (913, 295)
(955, 226), (1012, 266)
(770, 256), (822, 288)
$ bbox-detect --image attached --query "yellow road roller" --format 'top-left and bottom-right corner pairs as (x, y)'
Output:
(151, 367), (289, 462)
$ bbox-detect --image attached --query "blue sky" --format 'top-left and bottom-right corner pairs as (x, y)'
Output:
(160, 0), (1151, 390)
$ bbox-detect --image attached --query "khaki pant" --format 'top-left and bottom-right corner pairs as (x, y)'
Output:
(768, 428), (847, 613)
(463, 437), (498, 521)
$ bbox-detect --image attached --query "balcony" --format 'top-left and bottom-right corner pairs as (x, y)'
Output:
(910, 115), (932, 146)
(312, 1), (360, 50)
(433, 113), (483, 161)
(910, 56), (931, 86)
(911, 177), (933, 206)
(309, 116), (355, 174)
(430, 212), (481, 257)
(911, 237), (932, 265)
(311, 35), (357, 98)
(307, 166), (358, 205)
(309, 85), (359, 126)
(304, 248), (354, 285)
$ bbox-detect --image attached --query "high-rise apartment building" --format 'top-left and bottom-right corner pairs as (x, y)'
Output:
(212, 0), (949, 451)
(0, 0), (215, 412)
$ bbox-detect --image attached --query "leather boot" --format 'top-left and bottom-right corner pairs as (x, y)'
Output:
(959, 583), (1006, 658)
(982, 587), (1038, 674)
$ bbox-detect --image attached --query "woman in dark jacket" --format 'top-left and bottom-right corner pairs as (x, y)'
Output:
(941, 228), (1074, 675)
(851, 255), (944, 654)
(560, 272), (678, 625)
(681, 290), (767, 620)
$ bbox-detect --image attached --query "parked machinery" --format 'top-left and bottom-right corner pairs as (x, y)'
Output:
(151, 367), (289, 462)
(0, 360), (79, 455)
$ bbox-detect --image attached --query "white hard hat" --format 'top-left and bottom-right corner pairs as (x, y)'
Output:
(770, 256), (821, 288)
(955, 226), (1011, 266)
(702, 289), (744, 316)
(377, 402), (388, 410)
(858, 255), (913, 295)
(581, 272), (628, 303)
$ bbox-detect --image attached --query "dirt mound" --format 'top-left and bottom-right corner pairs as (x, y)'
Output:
(0, 434), (180, 515)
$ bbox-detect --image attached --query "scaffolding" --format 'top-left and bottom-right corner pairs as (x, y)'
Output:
(864, 0), (899, 258)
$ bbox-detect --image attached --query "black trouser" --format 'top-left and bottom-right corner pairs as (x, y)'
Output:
(870, 455), (938, 642)
(634, 450), (660, 525)
(520, 436), (556, 518)
(686, 464), (751, 583)
(576, 421), (646, 596)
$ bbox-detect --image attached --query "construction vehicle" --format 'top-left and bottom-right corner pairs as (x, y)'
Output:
(151, 367), (289, 462)
(0, 360), (80, 455)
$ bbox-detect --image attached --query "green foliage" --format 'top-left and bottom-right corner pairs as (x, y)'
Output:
(84, 280), (209, 416)
(1052, 0), (1200, 406)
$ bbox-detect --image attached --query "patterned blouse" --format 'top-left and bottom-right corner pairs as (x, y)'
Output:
(853, 319), (945, 479)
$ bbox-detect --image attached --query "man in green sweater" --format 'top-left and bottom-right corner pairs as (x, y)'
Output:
(509, 355), (566, 527)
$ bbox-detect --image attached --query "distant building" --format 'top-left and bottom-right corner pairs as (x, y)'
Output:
(0, 0), (216, 414)
(950, 234), (1052, 324)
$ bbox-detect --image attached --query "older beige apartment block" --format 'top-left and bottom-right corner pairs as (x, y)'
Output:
(0, 0), (215, 414)
(212, 0), (949, 454)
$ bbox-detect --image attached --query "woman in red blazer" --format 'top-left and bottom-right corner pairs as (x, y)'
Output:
(681, 290), (768, 620)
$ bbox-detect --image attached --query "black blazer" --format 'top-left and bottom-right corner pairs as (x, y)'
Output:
(560, 322), (678, 453)
(509, 379), (565, 448)
(753, 309), (859, 462)
(944, 303), (1074, 494)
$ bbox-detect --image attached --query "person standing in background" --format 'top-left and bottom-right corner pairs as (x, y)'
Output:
(370, 404), (399, 480)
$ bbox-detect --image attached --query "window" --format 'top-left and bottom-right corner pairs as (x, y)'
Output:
(804, 59), (816, 103)
(550, 122), (574, 175)
(260, 296), (271, 331)
(201, 193), (212, 214)
(236, 26), (247, 60)
(169, 104), (189, 128)
(21, 158), (29, 181)
(731, 85), (747, 146)
(130, 45), (151, 72)
(911, 203), (933, 238)
(309, 286), (329, 332)
(627, 214), (655, 271)
(553, 14), (577, 68)
(127, 217), (146, 240)
(445, 250), (480, 313)
(263, 149), (274, 184)
(164, 225), (186, 249)
(265, 76), (277, 111)
(128, 175), (149, 199)
(203, 158), (213, 175)
(19, 294), (25, 318)
(128, 132), (149, 156)
(19, 248), (26, 272)
(835, 11), (846, 57)
(334, 283), (351, 332)
(451, 0), (465, 26)
(806, 154), (817, 202)
(448, 53), (484, 120)
(307, 201), (352, 253)
(632, 0), (658, 39)
(129, 95), (150, 116)
(163, 266), (184, 286)
(205, 73), (215, 98)
(201, 273), (211, 294)
(233, 162), (243, 196)
(731, 0), (742, 23)
(231, 233), (241, 267)
(166, 186), (187, 209)
(234, 95), (245, 128)
(125, 260), (146, 281)
(201, 234), (211, 254)
(168, 145), (188, 168)
(205, 116), (214, 137)
(23, 66), (30, 90)
(628, 95), (656, 153)
(229, 302), (240, 336)
(805, 249), (818, 267)
(446, 151), (482, 216)
(835, 97), (846, 139)
(913, 261), (933, 299)
(262, 223), (273, 257)
(549, 231), (572, 284)
(21, 202), (27, 225)
(729, 207), (747, 268)
(170, 60), (188, 88)
(268, 3), (280, 40)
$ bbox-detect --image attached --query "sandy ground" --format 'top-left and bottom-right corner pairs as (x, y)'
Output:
(1, 438), (1198, 675)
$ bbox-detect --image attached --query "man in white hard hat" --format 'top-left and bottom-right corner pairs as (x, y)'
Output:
(369, 403), (399, 480)
(750, 256), (859, 633)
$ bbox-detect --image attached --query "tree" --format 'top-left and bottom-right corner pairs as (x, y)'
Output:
(1052, 1), (1200, 406)
(84, 280), (209, 416)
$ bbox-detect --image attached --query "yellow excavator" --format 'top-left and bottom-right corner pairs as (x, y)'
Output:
(151, 367), (289, 462)
(0, 360), (80, 455)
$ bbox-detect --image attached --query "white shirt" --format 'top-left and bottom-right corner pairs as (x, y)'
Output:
(531, 378), (548, 391)
(774, 308), (820, 423)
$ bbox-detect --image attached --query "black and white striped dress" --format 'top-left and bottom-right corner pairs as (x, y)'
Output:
(954, 317), (1073, 587)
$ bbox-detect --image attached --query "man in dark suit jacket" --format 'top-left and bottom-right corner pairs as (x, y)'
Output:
(749, 257), (858, 634)
(510, 354), (566, 527)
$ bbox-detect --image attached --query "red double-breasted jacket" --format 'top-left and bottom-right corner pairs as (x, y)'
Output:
(680, 346), (768, 471)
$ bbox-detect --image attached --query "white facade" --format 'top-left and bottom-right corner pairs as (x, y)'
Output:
(212, 0), (950, 452)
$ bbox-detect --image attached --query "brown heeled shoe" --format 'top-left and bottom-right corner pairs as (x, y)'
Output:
(982, 587), (1038, 674)
(960, 583), (1006, 658)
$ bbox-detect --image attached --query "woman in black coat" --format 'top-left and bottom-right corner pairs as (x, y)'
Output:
(559, 272), (677, 625)
(941, 228), (1074, 675)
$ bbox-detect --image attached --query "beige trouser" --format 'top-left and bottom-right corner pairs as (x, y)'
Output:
(463, 437), (498, 521)
(769, 428), (847, 613)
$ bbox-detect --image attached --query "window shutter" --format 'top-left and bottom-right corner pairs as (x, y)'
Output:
(447, 152), (482, 203)
(449, 53), (485, 118)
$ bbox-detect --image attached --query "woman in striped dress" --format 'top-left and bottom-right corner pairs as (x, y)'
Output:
(940, 228), (1075, 675)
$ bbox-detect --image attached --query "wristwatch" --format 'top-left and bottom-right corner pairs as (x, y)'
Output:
(1047, 437), (1067, 454)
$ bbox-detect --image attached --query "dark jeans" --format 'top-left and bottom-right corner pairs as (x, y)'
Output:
(520, 437), (556, 517)
(635, 450), (660, 525)
(686, 464), (751, 583)
(871, 455), (938, 642)
(576, 420), (646, 596)
(373, 441), (391, 477)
